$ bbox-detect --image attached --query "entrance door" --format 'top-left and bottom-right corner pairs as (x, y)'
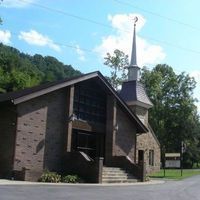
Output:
(138, 150), (144, 163)
(72, 130), (105, 159)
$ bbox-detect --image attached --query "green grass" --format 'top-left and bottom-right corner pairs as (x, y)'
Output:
(149, 169), (200, 180)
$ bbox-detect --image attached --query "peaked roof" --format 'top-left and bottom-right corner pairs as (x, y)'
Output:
(0, 71), (148, 133)
(0, 72), (96, 104)
(120, 80), (153, 109)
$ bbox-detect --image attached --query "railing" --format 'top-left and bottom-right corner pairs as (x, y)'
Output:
(63, 151), (103, 183)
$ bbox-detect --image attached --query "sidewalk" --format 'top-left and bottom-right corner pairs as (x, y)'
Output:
(0, 179), (165, 186)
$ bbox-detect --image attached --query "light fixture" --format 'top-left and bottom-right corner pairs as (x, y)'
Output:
(68, 113), (77, 122)
(114, 124), (119, 131)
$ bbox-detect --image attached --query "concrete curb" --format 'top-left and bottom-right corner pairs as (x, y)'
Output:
(0, 179), (165, 186)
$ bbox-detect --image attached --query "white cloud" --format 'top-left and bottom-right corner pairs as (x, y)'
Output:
(94, 13), (166, 67)
(1, 0), (35, 8)
(0, 30), (11, 44)
(190, 70), (200, 82)
(75, 45), (86, 61)
(18, 30), (61, 52)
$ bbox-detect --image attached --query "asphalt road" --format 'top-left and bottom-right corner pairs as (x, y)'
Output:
(0, 175), (200, 200)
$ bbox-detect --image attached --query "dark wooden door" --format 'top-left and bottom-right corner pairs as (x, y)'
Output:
(72, 130), (105, 159)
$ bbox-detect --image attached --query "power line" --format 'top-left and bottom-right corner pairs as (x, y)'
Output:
(18, 0), (113, 30)
(10, 27), (200, 58)
(11, 31), (94, 54)
(138, 34), (200, 55)
(16, 0), (200, 56)
(114, 0), (200, 32)
(2, 31), (195, 77)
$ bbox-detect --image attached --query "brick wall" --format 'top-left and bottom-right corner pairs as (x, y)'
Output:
(130, 105), (148, 126)
(13, 89), (67, 181)
(114, 104), (136, 162)
(0, 102), (16, 178)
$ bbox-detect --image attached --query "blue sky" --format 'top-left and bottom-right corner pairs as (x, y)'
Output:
(1, 0), (200, 109)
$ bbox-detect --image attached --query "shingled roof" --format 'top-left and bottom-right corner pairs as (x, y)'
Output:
(120, 80), (153, 109)
(0, 71), (148, 133)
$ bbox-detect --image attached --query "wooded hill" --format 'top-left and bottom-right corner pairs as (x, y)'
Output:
(0, 43), (81, 93)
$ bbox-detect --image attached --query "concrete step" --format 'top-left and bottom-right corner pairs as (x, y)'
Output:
(103, 168), (127, 172)
(102, 179), (138, 183)
(102, 166), (138, 184)
(103, 167), (125, 170)
(102, 174), (136, 179)
(103, 171), (128, 175)
(102, 176), (136, 181)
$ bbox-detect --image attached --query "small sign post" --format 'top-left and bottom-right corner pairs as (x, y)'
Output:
(165, 153), (181, 177)
(181, 141), (186, 176)
(165, 153), (181, 168)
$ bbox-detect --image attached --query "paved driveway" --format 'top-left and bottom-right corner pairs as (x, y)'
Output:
(0, 175), (200, 200)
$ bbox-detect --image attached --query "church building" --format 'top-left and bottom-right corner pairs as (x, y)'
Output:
(0, 19), (160, 183)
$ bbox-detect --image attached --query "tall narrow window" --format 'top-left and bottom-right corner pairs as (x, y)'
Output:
(149, 150), (154, 166)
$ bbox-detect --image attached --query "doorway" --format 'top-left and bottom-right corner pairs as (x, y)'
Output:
(138, 150), (144, 163)
(72, 129), (105, 159)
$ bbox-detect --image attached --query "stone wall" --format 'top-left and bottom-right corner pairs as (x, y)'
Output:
(0, 102), (16, 178)
(136, 131), (160, 174)
(13, 89), (67, 181)
(130, 105), (160, 174)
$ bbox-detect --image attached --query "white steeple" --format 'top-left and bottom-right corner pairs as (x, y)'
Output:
(127, 17), (140, 81)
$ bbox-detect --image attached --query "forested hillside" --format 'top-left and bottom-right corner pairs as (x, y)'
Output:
(0, 43), (81, 93)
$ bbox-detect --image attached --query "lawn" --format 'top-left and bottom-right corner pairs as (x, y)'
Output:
(149, 169), (200, 180)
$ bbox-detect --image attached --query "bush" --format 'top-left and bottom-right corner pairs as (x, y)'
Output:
(61, 175), (80, 183)
(39, 171), (61, 183)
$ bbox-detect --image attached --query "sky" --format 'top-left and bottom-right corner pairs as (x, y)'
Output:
(1, 0), (200, 109)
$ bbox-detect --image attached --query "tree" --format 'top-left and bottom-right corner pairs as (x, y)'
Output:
(141, 64), (200, 167)
(104, 49), (128, 90)
(0, 43), (81, 93)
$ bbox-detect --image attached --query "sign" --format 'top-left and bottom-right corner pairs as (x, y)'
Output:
(165, 160), (180, 168)
(165, 153), (181, 168)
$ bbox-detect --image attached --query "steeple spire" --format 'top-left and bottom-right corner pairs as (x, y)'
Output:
(127, 17), (140, 81)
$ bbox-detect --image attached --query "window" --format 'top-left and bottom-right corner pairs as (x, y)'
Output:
(149, 150), (154, 166)
(73, 82), (106, 124)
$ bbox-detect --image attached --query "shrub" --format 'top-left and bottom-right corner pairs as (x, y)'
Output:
(39, 171), (61, 183)
(61, 175), (80, 183)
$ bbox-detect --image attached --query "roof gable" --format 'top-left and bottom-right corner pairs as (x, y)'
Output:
(0, 71), (148, 133)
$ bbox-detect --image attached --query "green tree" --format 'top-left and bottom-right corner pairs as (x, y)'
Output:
(141, 64), (200, 167)
(0, 43), (81, 93)
(104, 49), (128, 90)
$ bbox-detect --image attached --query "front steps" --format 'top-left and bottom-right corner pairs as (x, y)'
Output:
(102, 167), (138, 183)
